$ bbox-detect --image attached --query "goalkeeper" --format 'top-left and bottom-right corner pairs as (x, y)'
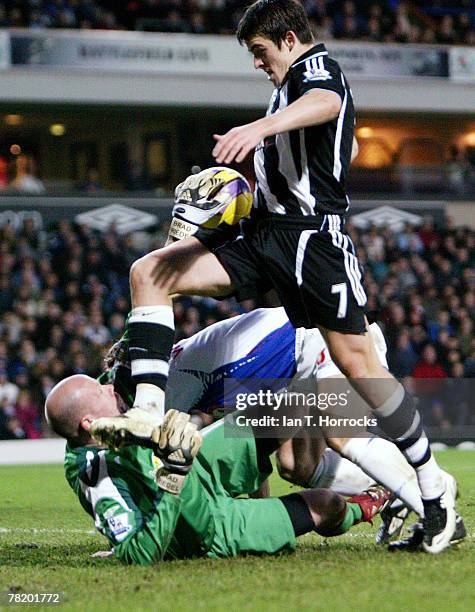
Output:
(45, 375), (389, 566)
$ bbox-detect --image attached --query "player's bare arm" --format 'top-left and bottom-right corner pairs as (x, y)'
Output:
(213, 89), (342, 165)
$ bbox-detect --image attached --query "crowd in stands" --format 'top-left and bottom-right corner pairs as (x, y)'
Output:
(0, 213), (473, 441)
(0, 0), (473, 45)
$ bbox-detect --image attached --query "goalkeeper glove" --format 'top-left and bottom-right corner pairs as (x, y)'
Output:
(104, 337), (130, 370)
(153, 410), (202, 495)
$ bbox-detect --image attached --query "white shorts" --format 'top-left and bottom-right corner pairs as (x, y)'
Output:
(316, 322), (388, 380)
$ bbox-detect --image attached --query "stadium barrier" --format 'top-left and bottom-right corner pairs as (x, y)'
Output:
(0, 438), (65, 465)
(0, 30), (474, 111)
(3, 30), (451, 79)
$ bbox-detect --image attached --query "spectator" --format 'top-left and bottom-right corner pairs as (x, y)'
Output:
(394, 1), (413, 41)
(427, 310), (454, 343)
(365, 16), (383, 42)
(456, 13), (472, 42)
(8, 7), (26, 27)
(189, 11), (206, 33)
(445, 145), (468, 195)
(80, 168), (103, 194)
(0, 368), (19, 407)
(0, 416), (26, 440)
(388, 328), (419, 378)
(394, 257), (418, 291)
(459, 318), (474, 358)
(362, 225), (385, 260)
(0, 0), (470, 48)
(436, 15), (456, 45)
(83, 311), (111, 347)
(397, 223), (424, 254)
(418, 217), (439, 249)
(15, 389), (42, 439)
(315, 15), (334, 40)
(413, 344), (447, 380)
(9, 154), (45, 194)
(0, 156), (8, 189)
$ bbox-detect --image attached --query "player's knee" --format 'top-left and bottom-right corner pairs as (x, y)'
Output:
(275, 451), (295, 484)
(130, 250), (168, 292)
(313, 490), (347, 535)
(299, 489), (346, 532)
(276, 447), (314, 487)
(277, 462), (308, 487)
(334, 351), (371, 379)
(130, 254), (151, 290)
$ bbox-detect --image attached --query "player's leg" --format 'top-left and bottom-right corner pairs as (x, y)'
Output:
(311, 343), (425, 514)
(295, 485), (390, 537)
(321, 328), (455, 551)
(275, 429), (419, 543)
(276, 224), (456, 553)
(127, 236), (233, 415)
(206, 484), (390, 559)
(324, 434), (422, 512)
(130, 236), (233, 305)
(275, 436), (375, 495)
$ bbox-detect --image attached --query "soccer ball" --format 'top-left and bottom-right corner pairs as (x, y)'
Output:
(169, 167), (253, 240)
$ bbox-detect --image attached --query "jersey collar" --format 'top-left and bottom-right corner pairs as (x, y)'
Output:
(280, 43), (328, 87)
(290, 43), (328, 69)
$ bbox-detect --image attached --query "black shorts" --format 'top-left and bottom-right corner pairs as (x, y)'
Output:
(196, 213), (366, 333)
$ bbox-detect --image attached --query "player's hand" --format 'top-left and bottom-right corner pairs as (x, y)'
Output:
(212, 123), (265, 164)
(153, 410), (202, 495)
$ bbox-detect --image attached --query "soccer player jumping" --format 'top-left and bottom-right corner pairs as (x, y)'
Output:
(99, 0), (456, 552)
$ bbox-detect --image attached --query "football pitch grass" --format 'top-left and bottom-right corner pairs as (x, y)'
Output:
(0, 451), (473, 611)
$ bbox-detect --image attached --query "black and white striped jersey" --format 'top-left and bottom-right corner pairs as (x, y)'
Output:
(254, 43), (355, 217)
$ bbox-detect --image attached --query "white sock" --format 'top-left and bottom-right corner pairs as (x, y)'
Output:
(416, 455), (445, 500)
(309, 448), (375, 495)
(341, 437), (424, 516)
(133, 383), (165, 421)
(129, 305), (175, 327)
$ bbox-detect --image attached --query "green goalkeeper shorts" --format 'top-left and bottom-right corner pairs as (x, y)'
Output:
(177, 417), (296, 559)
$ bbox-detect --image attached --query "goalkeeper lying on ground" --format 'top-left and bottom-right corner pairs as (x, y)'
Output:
(45, 375), (390, 565)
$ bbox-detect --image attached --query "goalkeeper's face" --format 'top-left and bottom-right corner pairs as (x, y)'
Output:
(89, 382), (125, 419)
(45, 375), (124, 444)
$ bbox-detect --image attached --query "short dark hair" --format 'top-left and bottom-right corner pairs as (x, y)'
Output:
(236, 0), (314, 48)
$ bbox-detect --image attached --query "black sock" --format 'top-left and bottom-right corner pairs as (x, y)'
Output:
(129, 319), (174, 392)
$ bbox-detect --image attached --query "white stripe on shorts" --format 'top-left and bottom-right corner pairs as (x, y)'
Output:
(295, 230), (319, 286)
(329, 227), (367, 306)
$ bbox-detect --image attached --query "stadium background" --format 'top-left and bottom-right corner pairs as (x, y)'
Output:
(0, 0), (474, 455)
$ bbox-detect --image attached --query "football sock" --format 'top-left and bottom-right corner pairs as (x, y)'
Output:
(317, 502), (362, 536)
(373, 383), (444, 500)
(280, 493), (315, 536)
(307, 448), (375, 495)
(415, 455), (446, 501)
(128, 305), (174, 416)
(340, 437), (424, 515)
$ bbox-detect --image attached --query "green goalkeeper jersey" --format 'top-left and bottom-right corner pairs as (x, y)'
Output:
(64, 443), (213, 565)
(64, 420), (296, 565)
